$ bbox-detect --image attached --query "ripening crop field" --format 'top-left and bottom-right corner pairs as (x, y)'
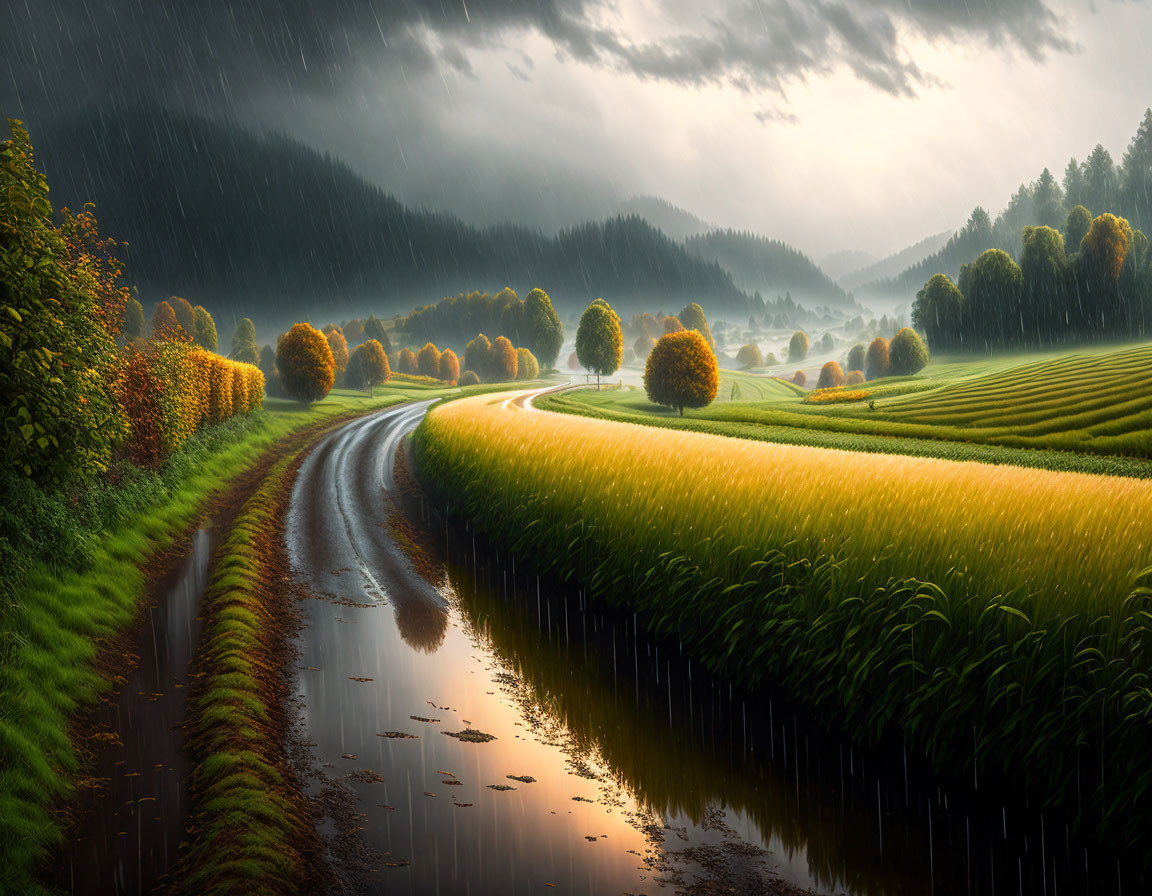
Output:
(412, 390), (1152, 847)
(420, 391), (1152, 612)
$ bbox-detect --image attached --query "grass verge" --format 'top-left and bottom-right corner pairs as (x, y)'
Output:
(0, 383), (458, 894)
(412, 392), (1152, 856)
(167, 447), (320, 895)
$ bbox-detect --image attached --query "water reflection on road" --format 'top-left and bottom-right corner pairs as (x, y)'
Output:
(286, 403), (1137, 896)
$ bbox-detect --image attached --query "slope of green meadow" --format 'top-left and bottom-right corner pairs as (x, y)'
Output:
(545, 342), (1152, 475)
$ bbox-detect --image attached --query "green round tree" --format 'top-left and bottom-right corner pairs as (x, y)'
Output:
(788, 330), (810, 362)
(276, 322), (334, 403)
(1064, 204), (1092, 252)
(192, 305), (218, 351)
(644, 330), (718, 416)
(345, 338), (390, 396)
(846, 343), (866, 372)
(171, 296), (196, 334)
(516, 347), (540, 380)
(458, 370), (481, 386)
(634, 334), (656, 359)
(576, 299), (623, 389)
(912, 273), (965, 350)
(864, 337), (890, 380)
(465, 333), (492, 379)
(231, 317), (260, 364)
(523, 287), (564, 368)
(678, 301), (716, 349)
(888, 328), (930, 375)
(735, 343), (763, 368)
(123, 295), (145, 339)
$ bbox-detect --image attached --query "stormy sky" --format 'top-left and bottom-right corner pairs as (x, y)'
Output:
(4, 0), (1151, 258)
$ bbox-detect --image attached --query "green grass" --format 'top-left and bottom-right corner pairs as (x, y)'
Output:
(0, 381), (466, 894)
(540, 342), (1152, 476)
(169, 450), (319, 896)
(412, 392), (1152, 856)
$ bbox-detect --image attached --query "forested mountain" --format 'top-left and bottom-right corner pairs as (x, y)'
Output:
(615, 196), (714, 241)
(858, 109), (1152, 300)
(32, 107), (749, 327)
(684, 230), (853, 307)
(838, 230), (952, 291)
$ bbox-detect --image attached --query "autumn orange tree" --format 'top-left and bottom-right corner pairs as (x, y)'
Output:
(644, 329), (718, 416)
(490, 335), (518, 381)
(325, 328), (349, 377)
(438, 348), (460, 383)
(276, 323), (334, 403)
(418, 342), (442, 378)
(152, 300), (181, 338)
(817, 361), (845, 389)
(865, 337), (890, 380)
(398, 347), (419, 375)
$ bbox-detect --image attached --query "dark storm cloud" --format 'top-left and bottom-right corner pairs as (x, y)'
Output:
(3, 0), (1080, 117)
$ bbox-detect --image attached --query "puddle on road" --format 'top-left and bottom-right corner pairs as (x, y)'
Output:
(50, 527), (213, 896)
(286, 410), (1144, 896)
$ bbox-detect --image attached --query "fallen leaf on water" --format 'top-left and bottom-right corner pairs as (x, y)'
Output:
(378, 731), (417, 739)
(348, 677), (373, 682)
(442, 728), (496, 743)
(341, 753), (358, 760)
(506, 775), (536, 784)
(423, 791), (436, 797)
(487, 784), (515, 791)
(410, 715), (439, 723)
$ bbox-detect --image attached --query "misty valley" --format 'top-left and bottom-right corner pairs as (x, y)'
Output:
(5, 3), (1152, 895)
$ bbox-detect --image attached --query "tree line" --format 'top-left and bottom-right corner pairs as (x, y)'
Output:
(870, 109), (1152, 297)
(913, 208), (1152, 350)
(395, 287), (564, 368)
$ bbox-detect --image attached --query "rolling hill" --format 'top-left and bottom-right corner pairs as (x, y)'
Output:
(685, 230), (853, 308)
(32, 107), (750, 327)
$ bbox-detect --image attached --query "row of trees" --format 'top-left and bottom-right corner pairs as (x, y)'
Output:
(912, 208), (1152, 350)
(396, 287), (563, 368)
(1, 121), (263, 488)
(876, 109), (1152, 296)
(462, 334), (540, 384)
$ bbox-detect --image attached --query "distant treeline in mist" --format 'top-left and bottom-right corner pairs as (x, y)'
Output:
(32, 106), (749, 324)
(684, 230), (853, 308)
(862, 109), (1152, 299)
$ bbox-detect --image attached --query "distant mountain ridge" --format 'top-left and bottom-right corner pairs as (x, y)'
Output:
(685, 229), (853, 308)
(615, 195), (714, 241)
(32, 107), (750, 328)
(838, 230), (953, 292)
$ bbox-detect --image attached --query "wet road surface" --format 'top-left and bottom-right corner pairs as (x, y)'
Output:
(284, 397), (1141, 896)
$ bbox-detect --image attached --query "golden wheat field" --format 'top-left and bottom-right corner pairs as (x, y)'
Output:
(423, 391), (1152, 615)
